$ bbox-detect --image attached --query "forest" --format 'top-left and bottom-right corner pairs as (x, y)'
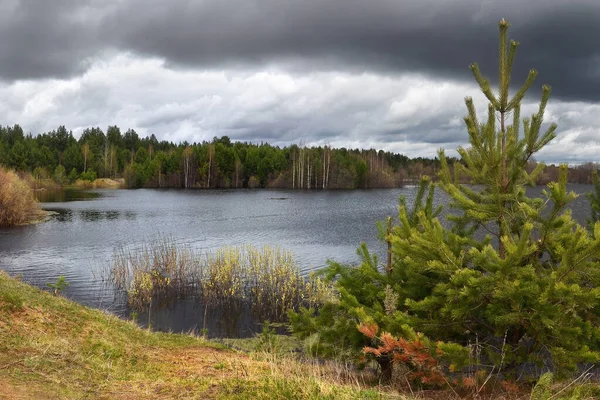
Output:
(1, 123), (597, 190)
(0, 124), (432, 189)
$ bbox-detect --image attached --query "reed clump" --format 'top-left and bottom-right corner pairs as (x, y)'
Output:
(111, 238), (200, 300)
(0, 167), (40, 226)
(110, 239), (331, 321)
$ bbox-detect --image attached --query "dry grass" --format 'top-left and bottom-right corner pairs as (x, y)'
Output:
(71, 178), (124, 189)
(0, 167), (40, 226)
(2, 271), (597, 399)
(93, 178), (124, 189)
(0, 271), (394, 399)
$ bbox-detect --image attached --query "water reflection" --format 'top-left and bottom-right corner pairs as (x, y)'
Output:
(137, 300), (272, 338)
(52, 209), (73, 222)
(106, 211), (120, 220)
(81, 210), (103, 221)
(34, 188), (102, 203)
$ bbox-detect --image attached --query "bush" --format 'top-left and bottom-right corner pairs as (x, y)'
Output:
(68, 168), (79, 183)
(0, 167), (39, 226)
(79, 170), (97, 182)
(53, 165), (66, 185)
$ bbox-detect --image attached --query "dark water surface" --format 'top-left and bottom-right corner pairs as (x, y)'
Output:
(0, 185), (594, 337)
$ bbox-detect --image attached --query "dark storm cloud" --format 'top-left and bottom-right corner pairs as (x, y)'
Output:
(2, 0), (600, 102)
(0, 0), (110, 79)
(107, 0), (600, 102)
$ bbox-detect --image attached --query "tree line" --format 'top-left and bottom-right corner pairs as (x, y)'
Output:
(0, 123), (597, 190)
(0, 124), (448, 189)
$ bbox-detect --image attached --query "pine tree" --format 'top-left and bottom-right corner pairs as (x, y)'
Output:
(587, 169), (600, 230)
(290, 19), (600, 378)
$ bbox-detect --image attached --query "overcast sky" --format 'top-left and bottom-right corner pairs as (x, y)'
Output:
(1, 0), (599, 163)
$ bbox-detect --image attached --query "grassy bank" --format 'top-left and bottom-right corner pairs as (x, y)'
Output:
(2, 273), (599, 399)
(0, 271), (392, 399)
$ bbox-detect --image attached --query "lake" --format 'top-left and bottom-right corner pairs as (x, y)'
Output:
(0, 185), (594, 337)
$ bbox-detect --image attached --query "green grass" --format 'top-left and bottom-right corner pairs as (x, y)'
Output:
(2, 271), (596, 399)
(0, 271), (399, 399)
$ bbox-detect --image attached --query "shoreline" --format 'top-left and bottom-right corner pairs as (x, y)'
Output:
(20, 209), (59, 226)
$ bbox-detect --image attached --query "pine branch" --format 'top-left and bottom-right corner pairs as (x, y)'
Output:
(507, 69), (538, 111)
(498, 20), (509, 109)
(470, 63), (499, 108)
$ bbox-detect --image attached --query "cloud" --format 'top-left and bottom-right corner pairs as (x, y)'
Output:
(2, 53), (598, 162)
(0, 54), (470, 147)
(1, 0), (599, 163)
(2, 0), (600, 102)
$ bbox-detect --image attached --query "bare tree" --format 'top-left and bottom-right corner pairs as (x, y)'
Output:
(183, 146), (193, 188)
(82, 143), (89, 173)
(206, 144), (214, 188)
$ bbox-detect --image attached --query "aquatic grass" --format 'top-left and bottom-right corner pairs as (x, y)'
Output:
(245, 245), (330, 320)
(110, 239), (331, 322)
(110, 238), (201, 298)
(202, 246), (246, 309)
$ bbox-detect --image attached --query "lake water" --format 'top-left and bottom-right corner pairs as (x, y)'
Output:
(0, 185), (594, 337)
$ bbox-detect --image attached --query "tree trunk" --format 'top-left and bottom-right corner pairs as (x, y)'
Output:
(386, 217), (392, 276)
(326, 149), (330, 189)
(499, 110), (506, 259)
(307, 152), (311, 190)
(158, 162), (162, 188)
(378, 356), (393, 384)
(292, 151), (296, 189)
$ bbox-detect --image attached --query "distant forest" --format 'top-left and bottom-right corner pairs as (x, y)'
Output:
(0, 124), (597, 189)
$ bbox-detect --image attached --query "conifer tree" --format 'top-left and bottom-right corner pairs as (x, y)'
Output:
(587, 169), (600, 230)
(290, 19), (600, 378)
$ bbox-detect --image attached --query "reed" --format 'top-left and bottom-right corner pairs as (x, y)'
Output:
(110, 239), (331, 321)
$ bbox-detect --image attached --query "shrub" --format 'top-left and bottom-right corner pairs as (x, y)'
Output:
(53, 165), (66, 185)
(32, 166), (50, 181)
(0, 167), (39, 226)
(46, 276), (70, 296)
(79, 170), (97, 182)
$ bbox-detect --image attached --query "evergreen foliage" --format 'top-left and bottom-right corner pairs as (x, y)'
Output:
(0, 123), (437, 189)
(0, 122), (595, 189)
(587, 169), (600, 230)
(290, 19), (600, 378)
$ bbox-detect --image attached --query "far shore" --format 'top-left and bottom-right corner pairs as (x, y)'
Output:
(32, 177), (125, 191)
